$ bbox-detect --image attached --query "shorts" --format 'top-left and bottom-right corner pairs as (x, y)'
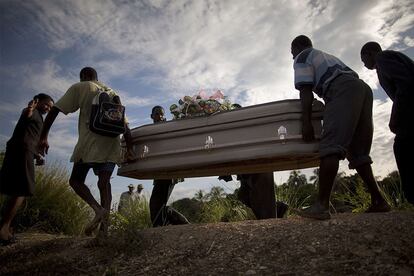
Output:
(320, 74), (373, 169)
(69, 162), (116, 183)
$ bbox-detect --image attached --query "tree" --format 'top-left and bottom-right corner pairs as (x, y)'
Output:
(286, 170), (308, 187)
(309, 168), (319, 186)
(205, 186), (226, 201)
(194, 189), (206, 202)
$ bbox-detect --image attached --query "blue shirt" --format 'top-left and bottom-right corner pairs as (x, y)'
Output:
(293, 48), (358, 97)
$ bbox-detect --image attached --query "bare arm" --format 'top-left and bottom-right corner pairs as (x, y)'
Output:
(38, 106), (60, 156)
(299, 85), (315, 142)
(123, 123), (135, 161)
(22, 99), (39, 118)
(24, 99), (44, 165)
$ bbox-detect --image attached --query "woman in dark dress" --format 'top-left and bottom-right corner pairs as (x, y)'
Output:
(0, 93), (54, 245)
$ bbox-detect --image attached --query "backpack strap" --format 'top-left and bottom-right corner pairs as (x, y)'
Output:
(91, 82), (116, 96)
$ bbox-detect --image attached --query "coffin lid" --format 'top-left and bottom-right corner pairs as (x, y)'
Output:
(132, 99), (324, 137)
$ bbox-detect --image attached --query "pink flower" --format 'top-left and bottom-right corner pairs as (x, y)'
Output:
(198, 90), (209, 100)
(210, 90), (224, 100)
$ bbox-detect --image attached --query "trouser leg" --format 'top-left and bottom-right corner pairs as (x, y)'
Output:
(394, 136), (414, 204)
(248, 173), (276, 219)
(150, 181), (174, 227)
(237, 175), (251, 208)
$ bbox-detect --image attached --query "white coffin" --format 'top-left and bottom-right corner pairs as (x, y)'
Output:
(118, 99), (324, 179)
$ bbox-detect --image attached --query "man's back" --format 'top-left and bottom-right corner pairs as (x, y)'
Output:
(119, 191), (135, 212)
(54, 81), (121, 163)
(376, 50), (414, 136)
(120, 191), (134, 201)
(376, 50), (414, 98)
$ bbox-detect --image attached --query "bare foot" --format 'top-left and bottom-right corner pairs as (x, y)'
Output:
(98, 211), (110, 236)
(366, 201), (391, 213)
(0, 226), (12, 241)
(298, 202), (331, 220)
(84, 208), (107, 236)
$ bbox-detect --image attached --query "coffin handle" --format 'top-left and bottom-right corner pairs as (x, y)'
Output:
(204, 135), (214, 150)
(278, 126), (287, 144)
(141, 145), (150, 158)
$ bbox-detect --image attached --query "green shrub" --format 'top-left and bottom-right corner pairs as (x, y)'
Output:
(171, 197), (203, 223)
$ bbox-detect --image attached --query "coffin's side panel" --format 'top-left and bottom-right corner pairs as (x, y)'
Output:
(118, 142), (320, 179)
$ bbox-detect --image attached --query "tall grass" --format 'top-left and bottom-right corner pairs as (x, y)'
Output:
(198, 197), (255, 223)
(332, 171), (412, 212)
(379, 172), (412, 209)
(332, 178), (371, 213)
(275, 184), (317, 215)
(108, 198), (151, 249)
(110, 197), (152, 231)
(0, 162), (91, 235)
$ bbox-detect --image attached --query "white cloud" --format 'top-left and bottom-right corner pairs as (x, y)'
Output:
(0, 102), (21, 114)
(0, 60), (77, 100)
(403, 36), (414, 47)
(370, 98), (397, 176)
(0, 134), (9, 149)
(8, 0), (412, 103)
(116, 90), (155, 107)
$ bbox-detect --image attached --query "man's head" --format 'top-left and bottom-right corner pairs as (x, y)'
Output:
(34, 93), (54, 115)
(151, 106), (166, 123)
(137, 184), (143, 193)
(360, 42), (382, 70)
(128, 184), (134, 193)
(80, 67), (98, 82)
(291, 35), (313, 59)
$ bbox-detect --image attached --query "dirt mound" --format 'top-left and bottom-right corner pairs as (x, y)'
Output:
(1, 211), (413, 275)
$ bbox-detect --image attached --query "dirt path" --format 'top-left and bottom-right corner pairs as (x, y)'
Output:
(1, 211), (413, 275)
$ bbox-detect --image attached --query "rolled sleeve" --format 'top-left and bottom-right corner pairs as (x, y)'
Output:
(294, 62), (314, 90)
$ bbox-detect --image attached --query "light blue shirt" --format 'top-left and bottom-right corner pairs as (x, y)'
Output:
(293, 48), (358, 97)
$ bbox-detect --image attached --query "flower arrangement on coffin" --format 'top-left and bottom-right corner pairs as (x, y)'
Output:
(169, 90), (241, 119)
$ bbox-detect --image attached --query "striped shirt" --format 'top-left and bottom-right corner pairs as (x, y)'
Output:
(293, 48), (358, 97)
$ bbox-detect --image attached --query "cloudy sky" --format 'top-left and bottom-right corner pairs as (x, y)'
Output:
(1, 0), (413, 204)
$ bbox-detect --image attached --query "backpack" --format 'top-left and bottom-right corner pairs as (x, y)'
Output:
(89, 85), (126, 137)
